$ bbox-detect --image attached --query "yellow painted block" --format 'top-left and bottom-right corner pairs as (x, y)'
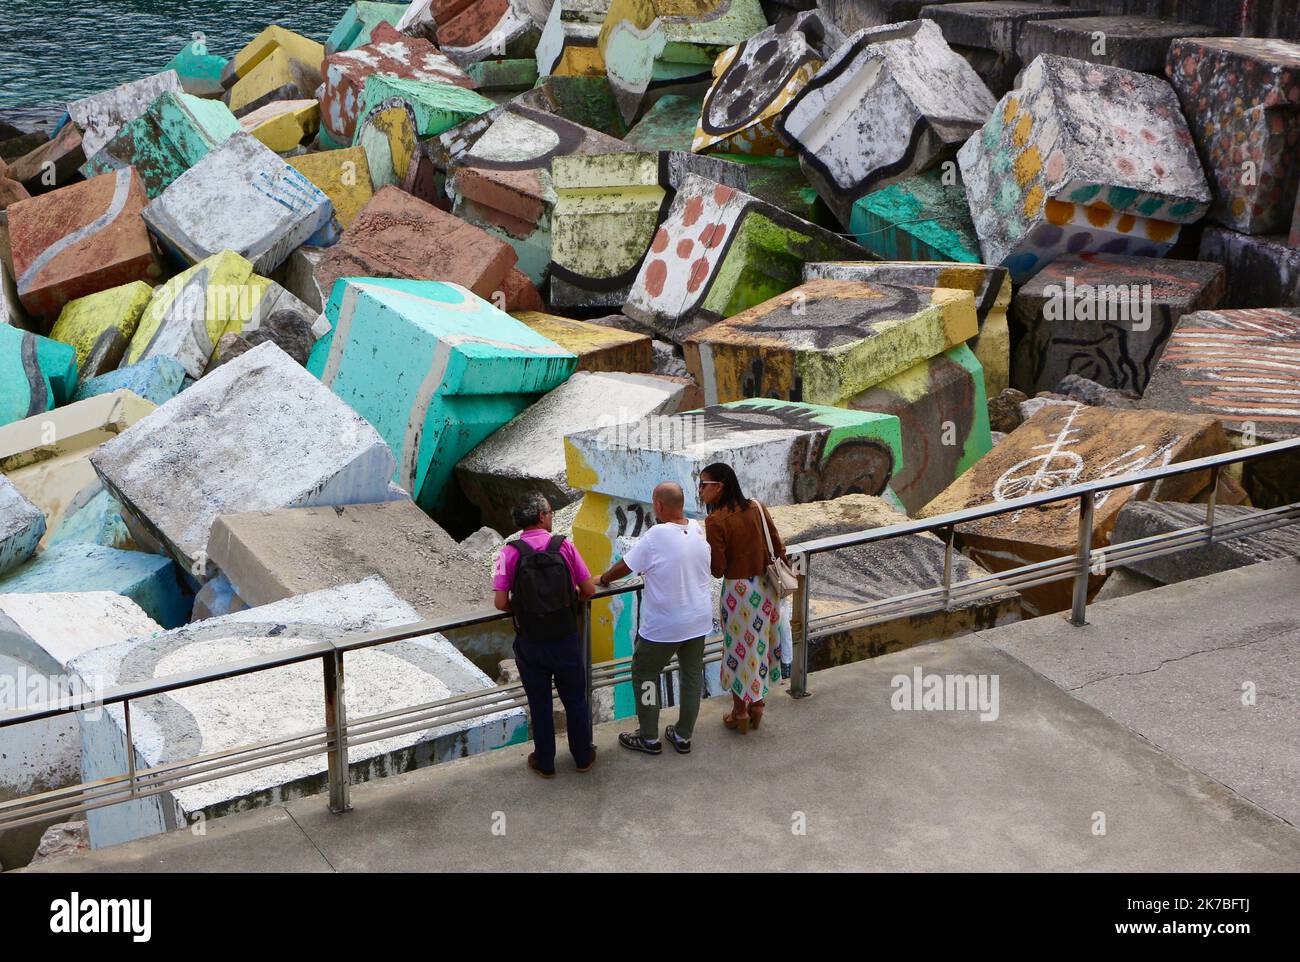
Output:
(228, 47), (310, 114)
(513, 311), (652, 373)
(356, 104), (418, 190)
(0, 390), (155, 546)
(288, 147), (373, 228)
(240, 99), (321, 153)
(229, 25), (324, 79)
(49, 281), (154, 379)
(555, 46), (606, 77)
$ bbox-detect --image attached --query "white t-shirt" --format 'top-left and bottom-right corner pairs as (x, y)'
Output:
(621, 518), (713, 643)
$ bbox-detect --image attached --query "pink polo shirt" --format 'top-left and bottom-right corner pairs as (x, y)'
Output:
(492, 528), (592, 592)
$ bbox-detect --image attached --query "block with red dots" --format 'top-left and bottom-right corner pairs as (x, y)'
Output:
(624, 174), (865, 344)
(1167, 37), (1300, 236)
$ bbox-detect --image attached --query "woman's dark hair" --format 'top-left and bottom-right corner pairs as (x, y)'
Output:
(701, 462), (748, 514)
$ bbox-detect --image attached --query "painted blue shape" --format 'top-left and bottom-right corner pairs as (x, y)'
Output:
(71, 355), (187, 406)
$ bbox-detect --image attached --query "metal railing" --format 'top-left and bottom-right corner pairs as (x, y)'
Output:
(1, 435), (1297, 834)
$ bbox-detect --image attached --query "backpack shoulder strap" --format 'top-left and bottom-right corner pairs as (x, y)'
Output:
(508, 538), (534, 557)
(545, 534), (566, 553)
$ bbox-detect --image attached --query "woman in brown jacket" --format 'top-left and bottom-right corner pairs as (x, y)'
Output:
(699, 461), (786, 734)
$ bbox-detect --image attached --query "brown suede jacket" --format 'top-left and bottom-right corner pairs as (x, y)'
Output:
(704, 500), (786, 580)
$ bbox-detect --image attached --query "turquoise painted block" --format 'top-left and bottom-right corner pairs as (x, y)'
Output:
(1, 325), (78, 426)
(307, 278), (577, 517)
(355, 75), (497, 141)
(81, 91), (243, 198)
(849, 169), (982, 264)
(327, 2), (409, 54)
(49, 488), (134, 551)
(0, 541), (189, 629)
(165, 42), (228, 98)
(71, 355), (188, 406)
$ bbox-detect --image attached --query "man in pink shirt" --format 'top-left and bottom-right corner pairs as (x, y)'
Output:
(493, 492), (597, 778)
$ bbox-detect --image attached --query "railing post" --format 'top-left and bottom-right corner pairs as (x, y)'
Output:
(324, 648), (351, 814)
(1070, 493), (1095, 627)
(123, 699), (138, 798)
(942, 525), (955, 610)
(789, 553), (812, 699)
(1205, 465), (1219, 544)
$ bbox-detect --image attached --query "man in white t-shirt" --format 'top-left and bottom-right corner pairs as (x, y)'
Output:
(596, 481), (712, 755)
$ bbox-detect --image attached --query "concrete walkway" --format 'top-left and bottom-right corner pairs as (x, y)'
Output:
(23, 561), (1300, 872)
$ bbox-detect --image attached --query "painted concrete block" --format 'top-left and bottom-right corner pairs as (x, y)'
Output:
(358, 74), (497, 142)
(0, 391), (156, 549)
(81, 91), (242, 198)
(769, 494), (1019, 667)
(0, 474), (45, 576)
(849, 167), (982, 263)
(164, 40), (228, 98)
(599, 0), (769, 126)
(0, 541), (189, 629)
(0, 176), (30, 213)
(692, 9), (842, 155)
(777, 19), (995, 227)
(0, 593), (159, 803)
(321, 22), (476, 148)
(123, 250), (256, 378)
(511, 310), (653, 372)
(624, 173), (867, 343)
(845, 343), (993, 515)
(720, 153), (829, 226)
(1198, 226), (1300, 310)
(549, 149), (746, 307)
(448, 165), (556, 285)
(5, 124), (86, 197)
(958, 54), (1211, 282)
(537, 0), (611, 78)
(287, 147), (374, 240)
(238, 99), (320, 154)
(315, 185), (518, 304)
(8, 167), (160, 320)
(306, 278), (575, 517)
(0, 325), (78, 426)
(222, 27), (324, 118)
(1012, 253), (1225, 395)
(1112, 501), (1300, 586)
(1169, 39), (1300, 230)
(565, 397), (903, 679)
(48, 486), (135, 551)
(458, 370), (689, 532)
(67, 71), (183, 159)
(400, 0), (542, 68)
(920, 402), (1233, 614)
(685, 279), (979, 406)
(207, 500), (492, 619)
(49, 281), (153, 379)
(805, 260), (1012, 397)
(352, 91), (421, 192)
(274, 245), (329, 313)
(1018, 16), (1215, 76)
(920, 2), (1098, 58)
(142, 133), (333, 275)
(70, 355), (187, 406)
(466, 58), (542, 100)
(90, 342), (397, 575)
(624, 94), (703, 152)
(327, 2), (411, 54)
(71, 578), (526, 850)
(206, 276), (326, 370)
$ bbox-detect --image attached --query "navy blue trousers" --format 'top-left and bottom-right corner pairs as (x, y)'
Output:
(513, 632), (593, 773)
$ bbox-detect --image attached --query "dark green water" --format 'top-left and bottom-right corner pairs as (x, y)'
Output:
(0, 0), (349, 130)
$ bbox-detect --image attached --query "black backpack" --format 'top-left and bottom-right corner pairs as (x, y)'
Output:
(508, 535), (579, 640)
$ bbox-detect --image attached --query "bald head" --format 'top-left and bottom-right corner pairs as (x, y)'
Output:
(652, 481), (685, 521)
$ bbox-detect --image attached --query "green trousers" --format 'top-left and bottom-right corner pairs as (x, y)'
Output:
(631, 633), (706, 740)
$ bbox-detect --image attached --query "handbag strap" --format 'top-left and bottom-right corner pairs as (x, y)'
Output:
(752, 499), (777, 563)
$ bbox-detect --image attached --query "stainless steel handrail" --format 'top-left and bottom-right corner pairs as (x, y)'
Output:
(1, 434), (1296, 835)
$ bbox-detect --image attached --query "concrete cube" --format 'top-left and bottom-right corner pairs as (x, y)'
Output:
(221, 26), (324, 117)
(142, 133), (333, 275)
(67, 70), (183, 159)
(0, 325), (78, 426)
(70, 355), (187, 406)
(238, 100), (320, 154)
(537, 0), (610, 78)
(0, 474), (45, 576)
(90, 342), (397, 575)
(49, 280), (153, 379)
(1198, 226), (1300, 309)
(848, 167), (982, 263)
(511, 310), (652, 372)
(327, 2), (410, 55)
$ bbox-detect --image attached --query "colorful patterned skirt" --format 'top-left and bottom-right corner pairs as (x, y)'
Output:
(719, 575), (783, 704)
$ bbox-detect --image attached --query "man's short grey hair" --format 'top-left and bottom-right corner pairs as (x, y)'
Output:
(512, 492), (552, 529)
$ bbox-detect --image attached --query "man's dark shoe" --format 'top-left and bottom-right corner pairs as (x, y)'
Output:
(576, 744), (597, 773)
(664, 724), (691, 754)
(527, 753), (555, 778)
(618, 732), (662, 755)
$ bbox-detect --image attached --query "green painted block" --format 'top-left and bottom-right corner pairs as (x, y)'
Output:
(467, 58), (540, 97)
(307, 278), (576, 519)
(355, 75), (497, 142)
(0, 324), (78, 426)
(327, 2), (410, 54)
(624, 95), (702, 152)
(722, 154), (828, 226)
(165, 42), (228, 98)
(81, 91), (242, 198)
(849, 168), (983, 263)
